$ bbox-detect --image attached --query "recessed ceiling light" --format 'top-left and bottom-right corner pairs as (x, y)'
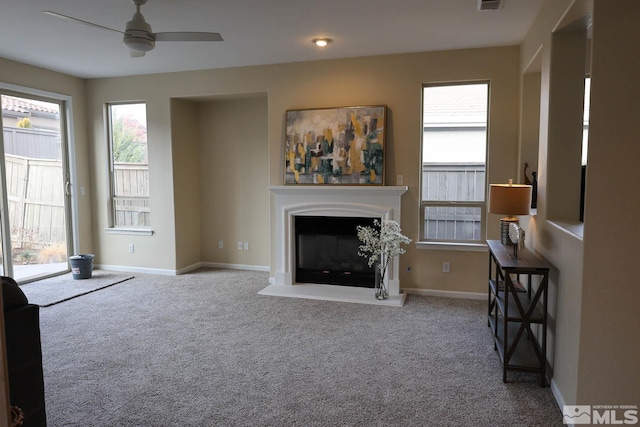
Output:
(312, 38), (332, 47)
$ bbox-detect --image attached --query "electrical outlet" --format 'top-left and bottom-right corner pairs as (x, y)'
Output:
(80, 186), (86, 196)
(443, 262), (450, 273)
(218, 240), (224, 249)
(397, 175), (404, 185)
(238, 241), (243, 251)
(128, 243), (134, 254)
(243, 241), (249, 251)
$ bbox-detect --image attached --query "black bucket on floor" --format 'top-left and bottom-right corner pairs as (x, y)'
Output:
(69, 254), (95, 280)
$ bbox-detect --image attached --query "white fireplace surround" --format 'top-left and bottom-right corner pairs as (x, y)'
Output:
(263, 185), (408, 306)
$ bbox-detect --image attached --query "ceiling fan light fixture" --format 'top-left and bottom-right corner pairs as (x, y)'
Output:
(124, 8), (155, 52)
(44, 0), (223, 57)
(312, 38), (332, 47)
(124, 36), (155, 52)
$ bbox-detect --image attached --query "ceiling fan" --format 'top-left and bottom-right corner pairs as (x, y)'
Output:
(43, 0), (223, 58)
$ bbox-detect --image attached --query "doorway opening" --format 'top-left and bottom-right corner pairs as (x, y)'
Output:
(0, 91), (73, 282)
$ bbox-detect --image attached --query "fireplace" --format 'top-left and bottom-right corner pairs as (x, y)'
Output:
(264, 185), (408, 305)
(295, 216), (376, 287)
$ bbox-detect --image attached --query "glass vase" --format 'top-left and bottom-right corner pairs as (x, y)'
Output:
(374, 262), (389, 300)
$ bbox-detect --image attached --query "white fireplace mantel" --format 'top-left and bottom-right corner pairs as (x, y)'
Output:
(263, 185), (408, 306)
(268, 185), (408, 198)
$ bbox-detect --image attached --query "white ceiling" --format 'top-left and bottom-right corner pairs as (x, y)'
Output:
(0, 0), (544, 79)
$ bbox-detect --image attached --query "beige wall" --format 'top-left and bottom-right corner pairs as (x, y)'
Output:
(171, 98), (202, 270)
(546, 29), (586, 222)
(196, 95), (269, 268)
(267, 48), (521, 293)
(86, 77), (179, 271)
(85, 47), (521, 289)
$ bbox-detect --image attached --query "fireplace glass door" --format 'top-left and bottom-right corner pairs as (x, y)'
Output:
(295, 216), (376, 287)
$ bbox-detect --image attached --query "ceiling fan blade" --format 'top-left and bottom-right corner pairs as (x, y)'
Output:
(153, 32), (223, 42)
(130, 50), (146, 58)
(43, 10), (123, 34)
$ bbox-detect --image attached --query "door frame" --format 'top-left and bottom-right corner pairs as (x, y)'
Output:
(0, 82), (80, 280)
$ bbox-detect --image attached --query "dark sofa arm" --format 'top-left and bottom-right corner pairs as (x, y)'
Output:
(3, 275), (47, 427)
(4, 303), (47, 427)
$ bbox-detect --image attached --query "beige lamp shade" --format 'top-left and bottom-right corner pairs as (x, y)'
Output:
(489, 184), (532, 216)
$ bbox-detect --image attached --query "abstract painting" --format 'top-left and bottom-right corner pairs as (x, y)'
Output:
(284, 105), (386, 185)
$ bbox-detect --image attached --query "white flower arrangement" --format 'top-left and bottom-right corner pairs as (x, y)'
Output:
(357, 219), (411, 293)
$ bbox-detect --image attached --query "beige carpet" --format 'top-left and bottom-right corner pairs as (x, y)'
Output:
(39, 268), (563, 426)
(20, 269), (134, 307)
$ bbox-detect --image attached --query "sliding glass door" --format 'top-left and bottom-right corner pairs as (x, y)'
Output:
(0, 91), (72, 282)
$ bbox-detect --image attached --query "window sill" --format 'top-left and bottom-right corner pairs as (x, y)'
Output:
(105, 227), (154, 236)
(415, 241), (488, 253)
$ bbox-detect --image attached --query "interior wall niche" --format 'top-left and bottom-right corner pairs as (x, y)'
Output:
(195, 92), (270, 265)
(546, 15), (591, 225)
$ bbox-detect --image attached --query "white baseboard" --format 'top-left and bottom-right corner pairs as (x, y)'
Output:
(95, 264), (178, 276)
(200, 262), (270, 272)
(96, 262), (270, 276)
(176, 262), (203, 275)
(550, 378), (565, 411)
(402, 287), (486, 300)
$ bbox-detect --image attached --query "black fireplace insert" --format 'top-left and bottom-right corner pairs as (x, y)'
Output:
(295, 216), (377, 287)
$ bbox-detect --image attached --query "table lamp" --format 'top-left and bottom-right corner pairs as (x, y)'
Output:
(489, 179), (532, 244)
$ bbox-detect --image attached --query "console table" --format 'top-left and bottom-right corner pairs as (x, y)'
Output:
(487, 240), (551, 386)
